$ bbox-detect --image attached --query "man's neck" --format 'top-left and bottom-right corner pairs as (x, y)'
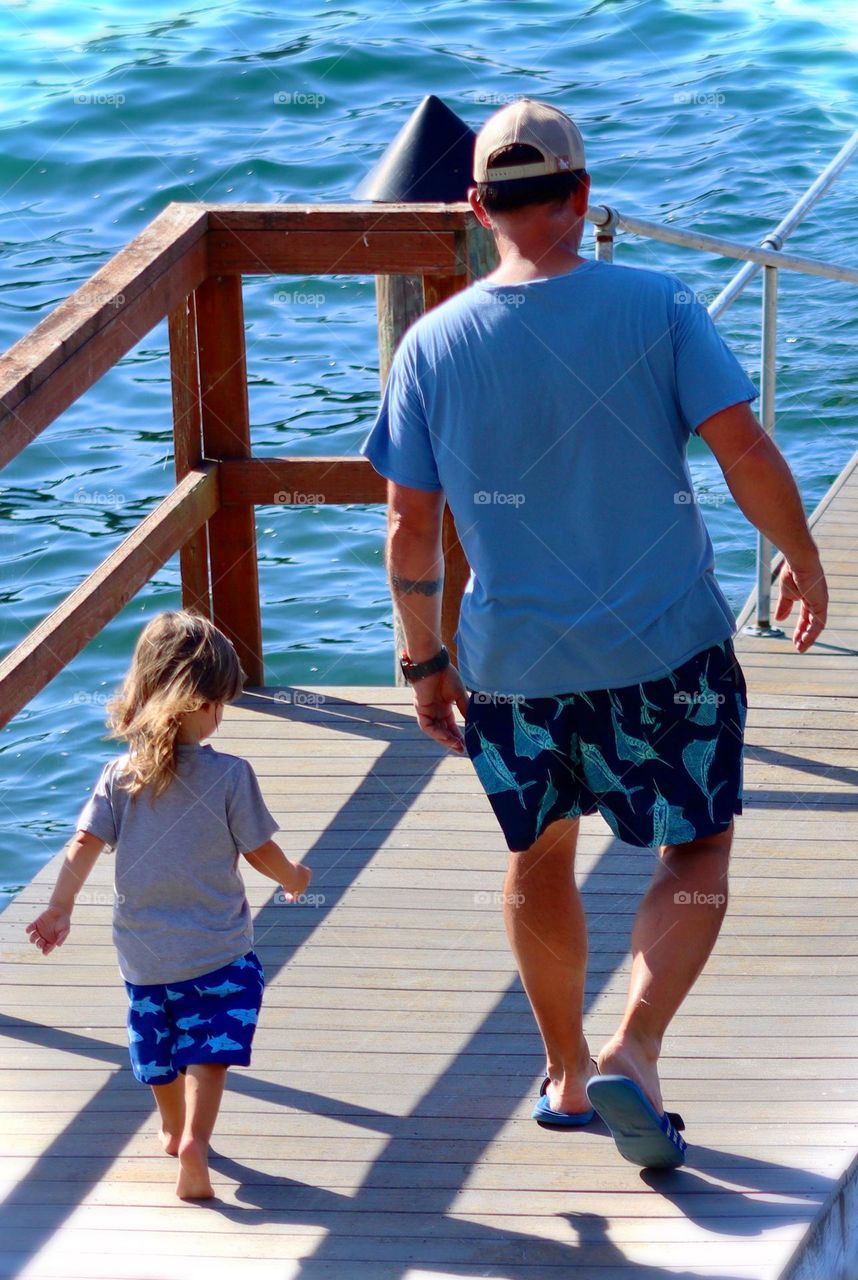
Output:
(484, 248), (588, 286)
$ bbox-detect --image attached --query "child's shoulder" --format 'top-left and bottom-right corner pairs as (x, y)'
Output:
(197, 744), (248, 765)
(193, 745), (256, 780)
(98, 750), (131, 781)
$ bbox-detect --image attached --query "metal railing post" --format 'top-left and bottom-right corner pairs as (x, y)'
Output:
(592, 205), (619, 262)
(746, 263), (784, 637)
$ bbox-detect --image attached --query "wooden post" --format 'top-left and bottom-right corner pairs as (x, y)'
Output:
(467, 218), (499, 281)
(194, 274), (264, 687)
(376, 275), (424, 385)
(168, 291), (211, 617)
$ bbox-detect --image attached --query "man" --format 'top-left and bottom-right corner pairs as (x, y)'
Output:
(359, 98), (828, 1167)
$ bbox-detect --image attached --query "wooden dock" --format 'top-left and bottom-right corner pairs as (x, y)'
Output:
(2, 451), (858, 1280)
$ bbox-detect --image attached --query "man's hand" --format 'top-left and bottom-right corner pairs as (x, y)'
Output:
(26, 906), (72, 956)
(412, 664), (469, 753)
(774, 557), (828, 652)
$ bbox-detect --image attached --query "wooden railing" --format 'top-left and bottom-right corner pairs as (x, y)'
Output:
(0, 202), (491, 730)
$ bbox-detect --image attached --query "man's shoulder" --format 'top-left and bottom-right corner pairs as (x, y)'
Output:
(589, 259), (686, 297)
(401, 283), (485, 348)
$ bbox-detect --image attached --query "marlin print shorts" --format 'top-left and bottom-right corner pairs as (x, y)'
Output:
(124, 950), (265, 1085)
(463, 638), (748, 852)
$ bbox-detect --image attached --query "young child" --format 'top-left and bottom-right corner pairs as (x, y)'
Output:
(26, 610), (311, 1201)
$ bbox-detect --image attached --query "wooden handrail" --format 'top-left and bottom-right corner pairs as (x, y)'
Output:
(0, 464), (219, 729)
(219, 458), (387, 506)
(206, 203), (470, 275)
(0, 202), (488, 722)
(0, 204), (209, 471)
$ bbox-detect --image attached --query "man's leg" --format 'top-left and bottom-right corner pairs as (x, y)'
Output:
(503, 816), (592, 1113)
(598, 819), (733, 1112)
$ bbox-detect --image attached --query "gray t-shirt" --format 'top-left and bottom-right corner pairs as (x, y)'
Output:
(76, 743), (279, 985)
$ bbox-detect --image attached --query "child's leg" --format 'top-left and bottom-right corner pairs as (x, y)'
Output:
(176, 1063), (227, 1200)
(151, 1077), (185, 1155)
(124, 978), (184, 1155)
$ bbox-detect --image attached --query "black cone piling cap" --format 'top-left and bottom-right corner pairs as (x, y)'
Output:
(354, 94), (476, 202)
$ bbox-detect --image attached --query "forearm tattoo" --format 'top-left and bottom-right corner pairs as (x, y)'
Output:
(390, 573), (443, 596)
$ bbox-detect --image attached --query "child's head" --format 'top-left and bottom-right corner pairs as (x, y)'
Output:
(105, 610), (246, 799)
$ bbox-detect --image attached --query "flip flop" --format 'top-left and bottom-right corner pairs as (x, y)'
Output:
(585, 1073), (687, 1168)
(532, 1059), (598, 1128)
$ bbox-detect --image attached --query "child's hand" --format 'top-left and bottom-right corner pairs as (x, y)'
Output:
(279, 862), (312, 904)
(26, 907), (72, 955)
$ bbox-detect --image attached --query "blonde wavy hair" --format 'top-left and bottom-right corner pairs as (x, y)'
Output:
(105, 610), (245, 800)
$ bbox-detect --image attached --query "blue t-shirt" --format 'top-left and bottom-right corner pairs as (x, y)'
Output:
(360, 259), (758, 696)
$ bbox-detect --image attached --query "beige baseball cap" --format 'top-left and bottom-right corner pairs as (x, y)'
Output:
(473, 98), (586, 182)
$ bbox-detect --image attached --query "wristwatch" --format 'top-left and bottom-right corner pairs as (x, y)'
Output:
(399, 645), (450, 683)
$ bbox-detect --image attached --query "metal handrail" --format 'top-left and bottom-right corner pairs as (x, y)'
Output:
(709, 128), (858, 321)
(585, 201), (858, 285)
(583, 127), (858, 633)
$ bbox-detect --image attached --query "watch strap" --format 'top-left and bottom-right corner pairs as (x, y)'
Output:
(399, 645), (450, 682)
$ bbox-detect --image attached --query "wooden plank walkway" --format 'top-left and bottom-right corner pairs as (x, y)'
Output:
(2, 453), (858, 1279)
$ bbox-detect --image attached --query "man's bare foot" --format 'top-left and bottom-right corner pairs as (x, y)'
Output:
(597, 1032), (663, 1113)
(176, 1138), (214, 1200)
(159, 1128), (181, 1157)
(544, 1038), (593, 1113)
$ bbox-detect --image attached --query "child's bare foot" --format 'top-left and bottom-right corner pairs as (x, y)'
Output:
(159, 1128), (181, 1157)
(176, 1138), (214, 1200)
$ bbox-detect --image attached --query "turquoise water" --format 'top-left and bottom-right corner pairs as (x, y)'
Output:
(1, 0), (856, 898)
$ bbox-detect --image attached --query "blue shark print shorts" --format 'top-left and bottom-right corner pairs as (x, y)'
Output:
(464, 638), (748, 852)
(124, 951), (265, 1085)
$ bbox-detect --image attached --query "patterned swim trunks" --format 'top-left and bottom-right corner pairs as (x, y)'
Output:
(464, 638), (748, 852)
(124, 950), (265, 1085)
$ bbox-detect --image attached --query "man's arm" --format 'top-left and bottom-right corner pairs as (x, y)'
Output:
(696, 401), (828, 651)
(387, 480), (468, 751)
(387, 480), (446, 662)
